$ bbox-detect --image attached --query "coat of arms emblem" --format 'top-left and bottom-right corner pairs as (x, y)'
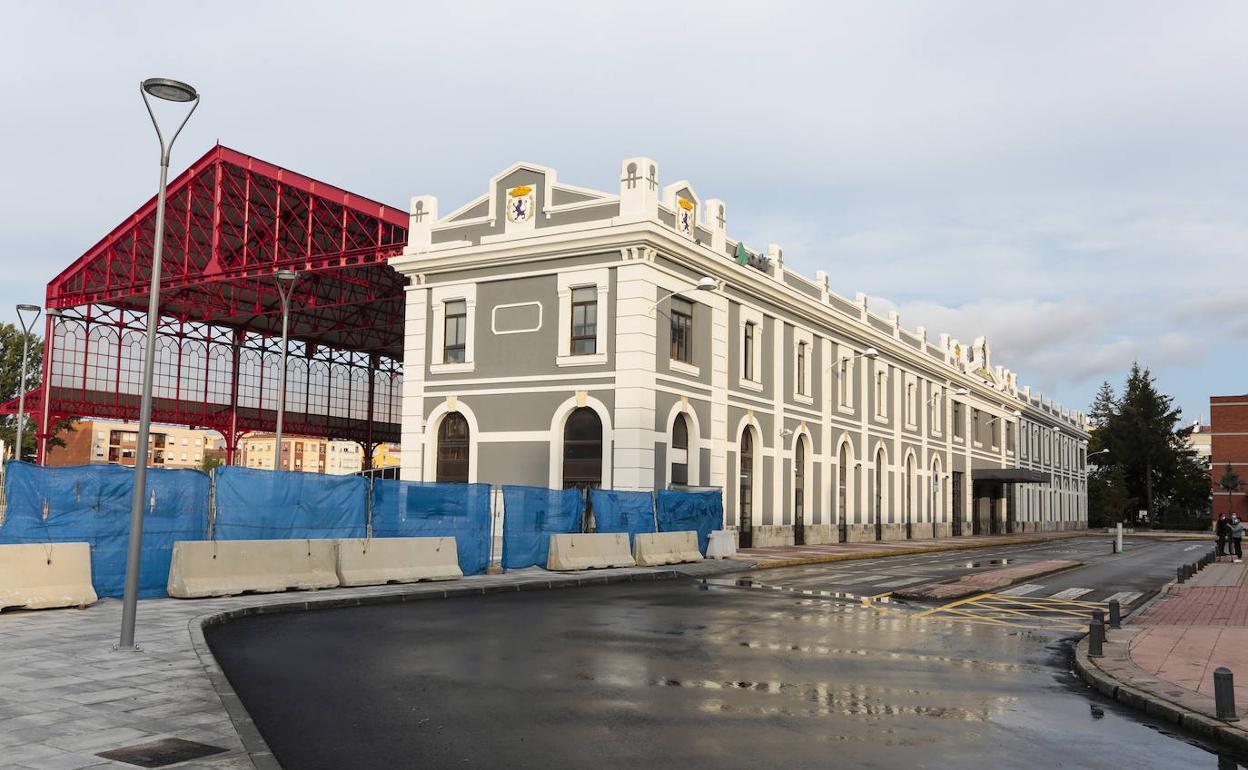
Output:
(676, 196), (695, 235)
(506, 185), (535, 223)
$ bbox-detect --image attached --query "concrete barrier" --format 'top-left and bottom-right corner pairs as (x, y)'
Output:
(633, 531), (703, 566)
(706, 530), (737, 559)
(0, 542), (97, 610)
(336, 537), (463, 586)
(167, 539), (339, 598)
(547, 533), (636, 571)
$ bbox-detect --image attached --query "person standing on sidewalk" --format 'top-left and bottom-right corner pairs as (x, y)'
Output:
(1217, 513), (1231, 559)
(1231, 514), (1244, 563)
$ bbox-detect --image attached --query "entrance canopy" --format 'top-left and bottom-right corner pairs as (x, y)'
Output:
(972, 468), (1051, 484)
(3, 145), (411, 460)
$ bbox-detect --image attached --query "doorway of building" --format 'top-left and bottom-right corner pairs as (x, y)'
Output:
(951, 471), (964, 536)
(904, 455), (914, 540)
(435, 413), (470, 483)
(794, 437), (806, 546)
(562, 407), (602, 490)
(874, 450), (885, 541)
(739, 428), (754, 549)
(837, 444), (850, 543)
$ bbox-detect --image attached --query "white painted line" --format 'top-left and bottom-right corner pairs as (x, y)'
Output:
(836, 575), (889, 585)
(1104, 591), (1142, 606)
(1050, 587), (1093, 600)
(999, 583), (1044, 596)
(875, 577), (927, 588)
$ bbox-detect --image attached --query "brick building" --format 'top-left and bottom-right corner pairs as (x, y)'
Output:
(1211, 395), (1248, 518)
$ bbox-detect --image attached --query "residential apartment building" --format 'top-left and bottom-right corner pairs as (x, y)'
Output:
(1211, 395), (1248, 518)
(238, 433), (365, 475)
(389, 157), (1089, 546)
(47, 419), (215, 469)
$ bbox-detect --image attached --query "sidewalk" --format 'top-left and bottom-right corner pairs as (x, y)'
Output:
(1074, 557), (1248, 751)
(733, 530), (1087, 568)
(0, 561), (738, 770)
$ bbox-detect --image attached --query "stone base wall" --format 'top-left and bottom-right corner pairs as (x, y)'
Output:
(879, 523), (909, 541)
(750, 525), (793, 548)
(933, 523), (953, 539)
(800, 524), (836, 545)
(844, 524), (877, 543)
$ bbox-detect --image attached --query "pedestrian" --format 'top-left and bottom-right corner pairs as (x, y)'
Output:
(1217, 513), (1231, 559)
(1231, 514), (1244, 564)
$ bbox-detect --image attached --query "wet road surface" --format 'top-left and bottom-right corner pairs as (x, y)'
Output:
(208, 565), (1245, 769)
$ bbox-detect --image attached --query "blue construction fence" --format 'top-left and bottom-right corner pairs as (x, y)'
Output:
(0, 461), (723, 596)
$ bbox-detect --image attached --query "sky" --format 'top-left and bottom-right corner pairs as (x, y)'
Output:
(1, 1), (1245, 424)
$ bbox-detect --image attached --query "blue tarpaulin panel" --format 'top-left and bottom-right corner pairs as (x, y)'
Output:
(501, 485), (583, 570)
(589, 489), (655, 545)
(213, 467), (367, 540)
(0, 461), (209, 598)
(371, 480), (492, 576)
(656, 489), (724, 555)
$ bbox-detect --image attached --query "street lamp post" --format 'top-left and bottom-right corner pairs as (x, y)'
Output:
(13, 304), (41, 463)
(118, 77), (200, 652)
(273, 269), (298, 467)
(646, 276), (717, 314)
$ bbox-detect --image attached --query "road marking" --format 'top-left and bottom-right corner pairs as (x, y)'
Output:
(917, 592), (1106, 632)
(875, 577), (926, 588)
(1185, 545), (1202, 551)
(999, 583), (1044, 596)
(1050, 587), (1093, 600)
(836, 575), (892, 585)
(1103, 591), (1142, 606)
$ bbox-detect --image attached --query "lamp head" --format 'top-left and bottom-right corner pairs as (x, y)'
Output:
(694, 276), (716, 291)
(16, 304), (40, 313)
(275, 269), (298, 282)
(952, 387), (969, 396)
(142, 78), (198, 103)
(1011, 410), (1022, 417)
(863, 347), (879, 359)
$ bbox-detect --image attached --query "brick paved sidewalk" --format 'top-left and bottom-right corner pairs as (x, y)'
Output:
(733, 530), (1087, 567)
(0, 561), (739, 770)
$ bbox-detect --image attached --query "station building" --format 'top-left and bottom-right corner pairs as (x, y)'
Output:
(377, 158), (1087, 545)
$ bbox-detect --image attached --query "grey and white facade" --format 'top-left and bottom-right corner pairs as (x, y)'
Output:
(389, 158), (1089, 546)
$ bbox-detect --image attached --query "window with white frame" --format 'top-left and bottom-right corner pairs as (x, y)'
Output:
(738, 306), (764, 390)
(931, 387), (943, 434)
(556, 268), (609, 367)
(905, 380), (917, 427)
(953, 401), (964, 440)
(875, 369), (888, 418)
(792, 328), (813, 402)
(430, 283), (476, 372)
(743, 321), (757, 381)
(838, 351), (854, 409)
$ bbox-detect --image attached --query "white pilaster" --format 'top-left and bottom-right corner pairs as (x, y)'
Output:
(400, 285), (428, 480)
(612, 257), (660, 491)
(708, 293), (730, 515)
(771, 315), (785, 525)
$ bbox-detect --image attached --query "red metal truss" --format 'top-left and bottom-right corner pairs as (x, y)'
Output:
(3, 145), (412, 463)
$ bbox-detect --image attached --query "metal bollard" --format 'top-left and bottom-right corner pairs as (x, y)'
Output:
(1214, 667), (1238, 722)
(1092, 608), (1105, 628)
(1088, 618), (1105, 658)
(1108, 599), (1121, 628)
(1178, 566), (1186, 583)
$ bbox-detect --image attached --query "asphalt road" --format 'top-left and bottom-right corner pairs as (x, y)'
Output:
(208, 540), (1243, 770)
(740, 537), (1211, 610)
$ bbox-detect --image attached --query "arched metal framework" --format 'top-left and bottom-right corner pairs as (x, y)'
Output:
(1, 145), (409, 465)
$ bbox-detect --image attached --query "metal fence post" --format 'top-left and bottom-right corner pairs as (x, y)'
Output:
(1108, 599), (1121, 629)
(366, 475), (374, 539)
(206, 468), (216, 541)
(1215, 667), (1238, 721)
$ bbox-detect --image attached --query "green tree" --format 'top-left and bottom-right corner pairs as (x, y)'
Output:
(0, 322), (75, 461)
(1219, 463), (1243, 517)
(1087, 363), (1210, 527)
(200, 454), (224, 473)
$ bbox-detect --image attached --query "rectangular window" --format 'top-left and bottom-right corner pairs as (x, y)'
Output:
(743, 321), (756, 381)
(670, 298), (693, 364)
(931, 390), (943, 433)
(570, 286), (597, 355)
(796, 341), (808, 396)
(906, 382), (917, 425)
(444, 299), (467, 363)
(953, 402), (964, 439)
(875, 371), (888, 417)
(839, 358), (851, 407)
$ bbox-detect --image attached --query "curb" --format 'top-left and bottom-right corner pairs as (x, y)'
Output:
(1072, 636), (1248, 753)
(185, 564), (742, 769)
(744, 532), (1086, 570)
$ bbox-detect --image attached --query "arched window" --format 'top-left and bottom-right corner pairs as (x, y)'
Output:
(838, 443), (850, 524)
(739, 428), (754, 547)
(436, 413), (470, 483)
(794, 436), (806, 544)
(563, 407), (602, 489)
(874, 448), (887, 540)
(904, 455), (915, 537)
(671, 414), (689, 486)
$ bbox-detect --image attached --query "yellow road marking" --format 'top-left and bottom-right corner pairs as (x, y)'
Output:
(916, 591), (1103, 632)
